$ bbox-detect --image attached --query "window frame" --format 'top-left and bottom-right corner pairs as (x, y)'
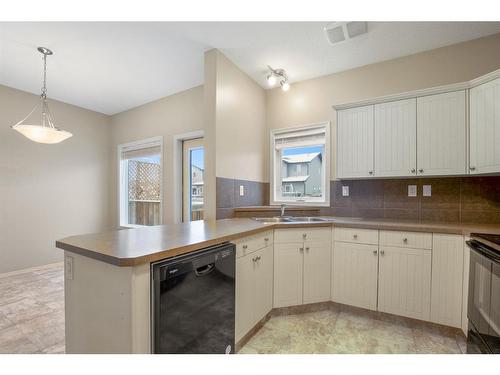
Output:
(117, 136), (164, 228)
(270, 122), (330, 207)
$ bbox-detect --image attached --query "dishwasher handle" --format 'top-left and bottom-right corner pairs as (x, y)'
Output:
(195, 263), (215, 277)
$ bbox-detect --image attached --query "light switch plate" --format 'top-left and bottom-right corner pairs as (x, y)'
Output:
(239, 185), (244, 196)
(65, 255), (74, 280)
(342, 185), (349, 197)
(408, 185), (417, 197)
(423, 185), (432, 197)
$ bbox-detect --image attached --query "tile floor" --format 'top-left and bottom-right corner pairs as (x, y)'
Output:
(0, 264), (466, 354)
(0, 263), (65, 354)
(239, 307), (467, 354)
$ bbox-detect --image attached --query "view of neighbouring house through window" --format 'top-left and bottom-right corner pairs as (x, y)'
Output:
(272, 123), (329, 205)
(281, 145), (324, 199)
(190, 147), (204, 220)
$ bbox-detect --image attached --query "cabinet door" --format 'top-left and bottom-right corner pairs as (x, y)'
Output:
(417, 91), (466, 176)
(235, 254), (255, 342)
(430, 234), (464, 328)
(273, 243), (304, 308)
(374, 98), (417, 177)
(254, 246), (274, 324)
(337, 105), (374, 178)
(331, 242), (378, 310)
(378, 246), (431, 320)
(470, 78), (500, 174)
(303, 241), (331, 304)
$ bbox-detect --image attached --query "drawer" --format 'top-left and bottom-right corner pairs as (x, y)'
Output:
(379, 230), (432, 250)
(334, 227), (378, 245)
(274, 227), (332, 243)
(235, 230), (273, 258)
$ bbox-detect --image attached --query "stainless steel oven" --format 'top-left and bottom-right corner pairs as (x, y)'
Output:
(467, 234), (500, 354)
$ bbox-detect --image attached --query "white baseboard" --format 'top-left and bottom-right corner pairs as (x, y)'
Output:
(0, 262), (63, 279)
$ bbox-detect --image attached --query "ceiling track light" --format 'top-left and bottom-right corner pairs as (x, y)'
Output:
(11, 47), (72, 144)
(267, 65), (290, 92)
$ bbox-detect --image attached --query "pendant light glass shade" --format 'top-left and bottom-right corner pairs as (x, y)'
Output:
(12, 124), (72, 144)
(11, 47), (73, 144)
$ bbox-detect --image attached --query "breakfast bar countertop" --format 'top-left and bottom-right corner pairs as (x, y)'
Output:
(56, 217), (500, 267)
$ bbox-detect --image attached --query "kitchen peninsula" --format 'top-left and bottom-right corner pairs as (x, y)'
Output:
(56, 216), (500, 354)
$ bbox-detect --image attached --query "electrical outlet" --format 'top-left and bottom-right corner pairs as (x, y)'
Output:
(65, 255), (74, 280)
(423, 185), (432, 197)
(342, 185), (349, 197)
(239, 185), (244, 196)
(408, 185), (417, 197)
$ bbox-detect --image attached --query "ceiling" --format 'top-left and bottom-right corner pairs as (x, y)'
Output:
(1, 22), (500, 115)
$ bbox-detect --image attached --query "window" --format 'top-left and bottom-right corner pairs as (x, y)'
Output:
(271, 123), (330, 205)
(118, 137), (163, 227)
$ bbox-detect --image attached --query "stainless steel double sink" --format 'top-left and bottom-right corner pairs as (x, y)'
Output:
(252, 216), (334, 224)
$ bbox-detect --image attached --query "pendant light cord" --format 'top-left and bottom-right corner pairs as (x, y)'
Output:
(41, 52), (47, 99)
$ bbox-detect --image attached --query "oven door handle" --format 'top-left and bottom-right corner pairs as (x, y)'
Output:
(467, 240), (500, 263)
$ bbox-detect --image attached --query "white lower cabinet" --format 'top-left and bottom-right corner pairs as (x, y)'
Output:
(273, 243), (304, 308)
(378, 246), (432, 321)
(273, 228), (332, 308)
(430, 234), (464, 328)
(331, 241), (379, 310)
(303, 241), (332, 304)
(235, 245), (273, 342)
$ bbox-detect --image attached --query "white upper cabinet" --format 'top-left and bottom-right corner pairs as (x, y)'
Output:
(374, 99), (417, 177)
(337, 105), (374, 178)
(416, 91), (467, 176)
(470, 77), (500, 174)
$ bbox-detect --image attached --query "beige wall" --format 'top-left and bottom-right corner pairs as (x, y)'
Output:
(109, 86), (204, 225)
(213, 51), (268, 183)
(0, 85), (111, 274)
(203, 50), (217, 220)
(266, 32), (500, 178)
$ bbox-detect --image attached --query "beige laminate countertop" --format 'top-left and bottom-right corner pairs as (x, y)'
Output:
(56, 217), (500, 267)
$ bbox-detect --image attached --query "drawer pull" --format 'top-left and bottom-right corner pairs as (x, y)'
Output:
(264, 238), (269, 241)
(299, 247), (304, 252)
(373, 250), (378, 255)
(242, 245), (248, 249)
(353, 234), (358, 239)
(305, 247), (310, 251)
(302, 233), (307, 239)
(380, 250), (385, 256)
(403, 238), (408, 243)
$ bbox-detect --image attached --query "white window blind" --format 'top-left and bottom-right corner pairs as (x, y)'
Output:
(120, 144), (161, 160)
(274, 126), (326, 150)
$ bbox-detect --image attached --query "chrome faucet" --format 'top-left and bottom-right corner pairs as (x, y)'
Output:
(280, 204), (286, 217)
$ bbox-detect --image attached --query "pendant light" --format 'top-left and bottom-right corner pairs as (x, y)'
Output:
(11, 47), (72, 144)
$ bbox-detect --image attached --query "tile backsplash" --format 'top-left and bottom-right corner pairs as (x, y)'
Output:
(216, 177), (269, 219)
(320, 176), (500, 224)
(216, 175), (500, 224)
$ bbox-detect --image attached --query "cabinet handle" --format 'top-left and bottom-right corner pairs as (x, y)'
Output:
(380, 250), (385, 256)
(242, 245), (248, 249)
(418, 169), (424, 173)
(299, 247), (304, 252)
(302, 233), (307, 239)
(305, 247), (310, 251)
(411, 168), (416, 174)
(372, 250), (378, 255)
(353, 234), (358, 239)
(252, 257), (257, 262)
(403, 238), (408, 243)
(264, 238), (269, 241)
(470, 166), (476, 171)
(368, 171), (373, 175)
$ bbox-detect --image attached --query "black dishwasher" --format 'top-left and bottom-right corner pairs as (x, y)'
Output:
(151, 243), (235, 354)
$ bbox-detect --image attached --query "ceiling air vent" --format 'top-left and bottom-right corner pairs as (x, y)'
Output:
(324, 22), (367, 45)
